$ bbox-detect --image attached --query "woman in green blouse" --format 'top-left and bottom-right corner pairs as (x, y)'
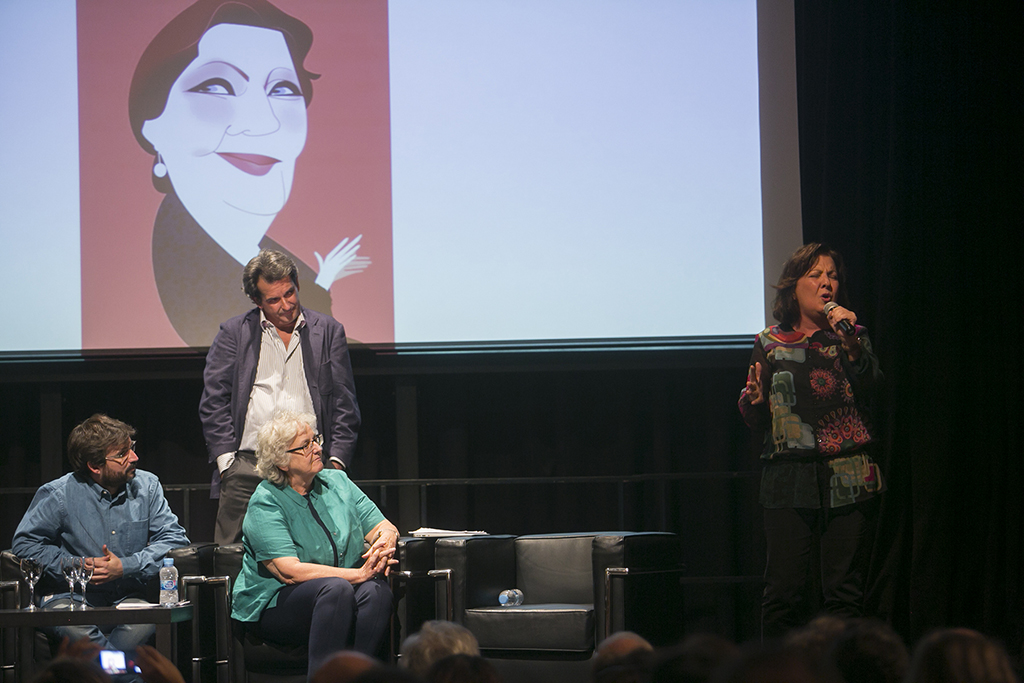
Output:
(232, 410), (399, 675)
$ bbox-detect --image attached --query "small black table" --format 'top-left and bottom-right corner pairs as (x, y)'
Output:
(0, 603), (193, 682)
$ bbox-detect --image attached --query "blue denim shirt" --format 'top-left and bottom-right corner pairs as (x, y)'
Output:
(12, 470), (189, 606)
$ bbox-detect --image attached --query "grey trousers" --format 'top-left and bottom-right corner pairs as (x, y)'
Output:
(214, 452), (262, 546)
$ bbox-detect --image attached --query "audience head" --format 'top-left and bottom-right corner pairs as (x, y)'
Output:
(828, 618), (908, 683)
(312, 650), (380, 683)
(595, 632), (655, 670)
(906, 628), (1019, 683)
(427, 655), (502, 683)
(351, 665), (426, 683)
(711, 640), (840, 683)
(400, 620), (480, 678)
(592, 632), (655, 683)
(651, 633), (739, 683)
(785, 615), (850, 662)
(255, 410), (317, 486)
(30, 657), (110, 683)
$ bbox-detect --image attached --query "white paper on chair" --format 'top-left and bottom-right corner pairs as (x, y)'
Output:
(409, 527), (487, 537)
(115, 600), (190, 609)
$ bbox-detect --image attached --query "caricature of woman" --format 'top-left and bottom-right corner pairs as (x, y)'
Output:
(129, 0), (368, 346)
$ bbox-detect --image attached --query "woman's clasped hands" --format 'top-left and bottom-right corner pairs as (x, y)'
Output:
(357, 526), (398, 580)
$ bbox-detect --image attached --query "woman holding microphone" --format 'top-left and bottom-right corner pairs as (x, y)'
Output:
(739, 243), (884, 638)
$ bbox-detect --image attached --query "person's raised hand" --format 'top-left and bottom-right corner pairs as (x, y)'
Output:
(57, 636), (100, 661)
(135, 644), (186, 683)
(744, 362), (764, 405)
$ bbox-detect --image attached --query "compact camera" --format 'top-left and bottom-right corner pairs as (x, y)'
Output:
(98, 650), (141, 674)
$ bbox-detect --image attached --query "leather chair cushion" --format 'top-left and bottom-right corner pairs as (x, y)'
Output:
(515, 535), (595, 605)
(465, 604), (594, 652)
(215, 544), (307, 675)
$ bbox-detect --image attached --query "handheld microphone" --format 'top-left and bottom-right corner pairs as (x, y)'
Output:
(823, 302), (855, 336)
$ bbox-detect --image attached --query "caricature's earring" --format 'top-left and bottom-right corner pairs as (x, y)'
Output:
(153, 153), (167, 178)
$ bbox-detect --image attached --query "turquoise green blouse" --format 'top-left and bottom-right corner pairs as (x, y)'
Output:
(231, 469), (385, 622)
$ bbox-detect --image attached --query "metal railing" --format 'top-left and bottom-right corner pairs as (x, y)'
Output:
(0, 471), (758, 542)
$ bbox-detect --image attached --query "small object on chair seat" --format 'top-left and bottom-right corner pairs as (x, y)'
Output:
(497, 589), (523, 606)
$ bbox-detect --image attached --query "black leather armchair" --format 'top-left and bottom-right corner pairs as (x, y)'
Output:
(0, 550), (49, 665)
(393, 535), (457, 649)
(1, 577), (20, 683)
(214, 543), (307, 683)
(435, 533), (684, 661)
(167, 542), (221, 683)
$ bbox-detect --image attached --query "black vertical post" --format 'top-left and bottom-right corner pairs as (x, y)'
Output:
(396, 379), (420, 533)
(40, 384), (62, 483)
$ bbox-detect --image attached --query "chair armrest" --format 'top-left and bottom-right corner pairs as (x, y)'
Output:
(388, 569), (452, 661)
(603, 566), (687, 639)
(591, 533), (683, 644)
(0, 580), (20, 610)
(391, 569), (453, 621)
(182, 575), (232, 683)
(427, 569), (453, 620)
(0, 580), (18, 678)
(0, 552), (26, 607)
(434, 536), (516, 622)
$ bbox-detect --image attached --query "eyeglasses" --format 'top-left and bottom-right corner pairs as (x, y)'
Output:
(105, 441), (137, 466)
(286, 433), (323, 457)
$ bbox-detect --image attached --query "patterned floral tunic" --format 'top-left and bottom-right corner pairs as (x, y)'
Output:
(739, 325), (884, 509)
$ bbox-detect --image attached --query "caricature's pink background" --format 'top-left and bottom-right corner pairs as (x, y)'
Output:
(78, 0), (394, 349)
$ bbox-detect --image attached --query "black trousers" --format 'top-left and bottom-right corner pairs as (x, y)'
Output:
(255, 576), (393, 676)
(761, 500), (876, 639)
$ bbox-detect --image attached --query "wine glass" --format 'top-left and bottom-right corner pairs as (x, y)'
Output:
(60, 556), (80, 609)
(19, 557), (41, 611)
(76, 557), (94, 610)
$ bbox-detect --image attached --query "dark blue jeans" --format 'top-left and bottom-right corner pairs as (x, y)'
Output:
(255, 576), (393, 676)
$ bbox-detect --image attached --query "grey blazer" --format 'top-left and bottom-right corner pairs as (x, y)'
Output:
(198, 306), (360, 496)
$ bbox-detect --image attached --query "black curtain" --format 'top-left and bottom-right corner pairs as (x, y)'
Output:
(794, 2), (1024, 653)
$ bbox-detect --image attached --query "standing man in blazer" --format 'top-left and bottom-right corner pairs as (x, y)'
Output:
(200, 250), (360, 545)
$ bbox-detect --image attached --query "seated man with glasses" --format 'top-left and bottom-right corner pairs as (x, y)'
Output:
(12, 413), (190, 659)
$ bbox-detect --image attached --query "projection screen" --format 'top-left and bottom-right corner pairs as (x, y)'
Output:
(0, 0), (800, 354)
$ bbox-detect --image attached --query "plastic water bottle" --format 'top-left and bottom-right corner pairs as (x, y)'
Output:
(498, 589), (524, 606)
(159, 558), (178, 605)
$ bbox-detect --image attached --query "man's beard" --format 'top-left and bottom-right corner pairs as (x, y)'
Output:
(100, 466), (136, 490)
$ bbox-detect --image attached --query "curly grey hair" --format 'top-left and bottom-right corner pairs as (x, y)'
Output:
(399, 620), (480, 678)
(255, 411), (317, 486)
